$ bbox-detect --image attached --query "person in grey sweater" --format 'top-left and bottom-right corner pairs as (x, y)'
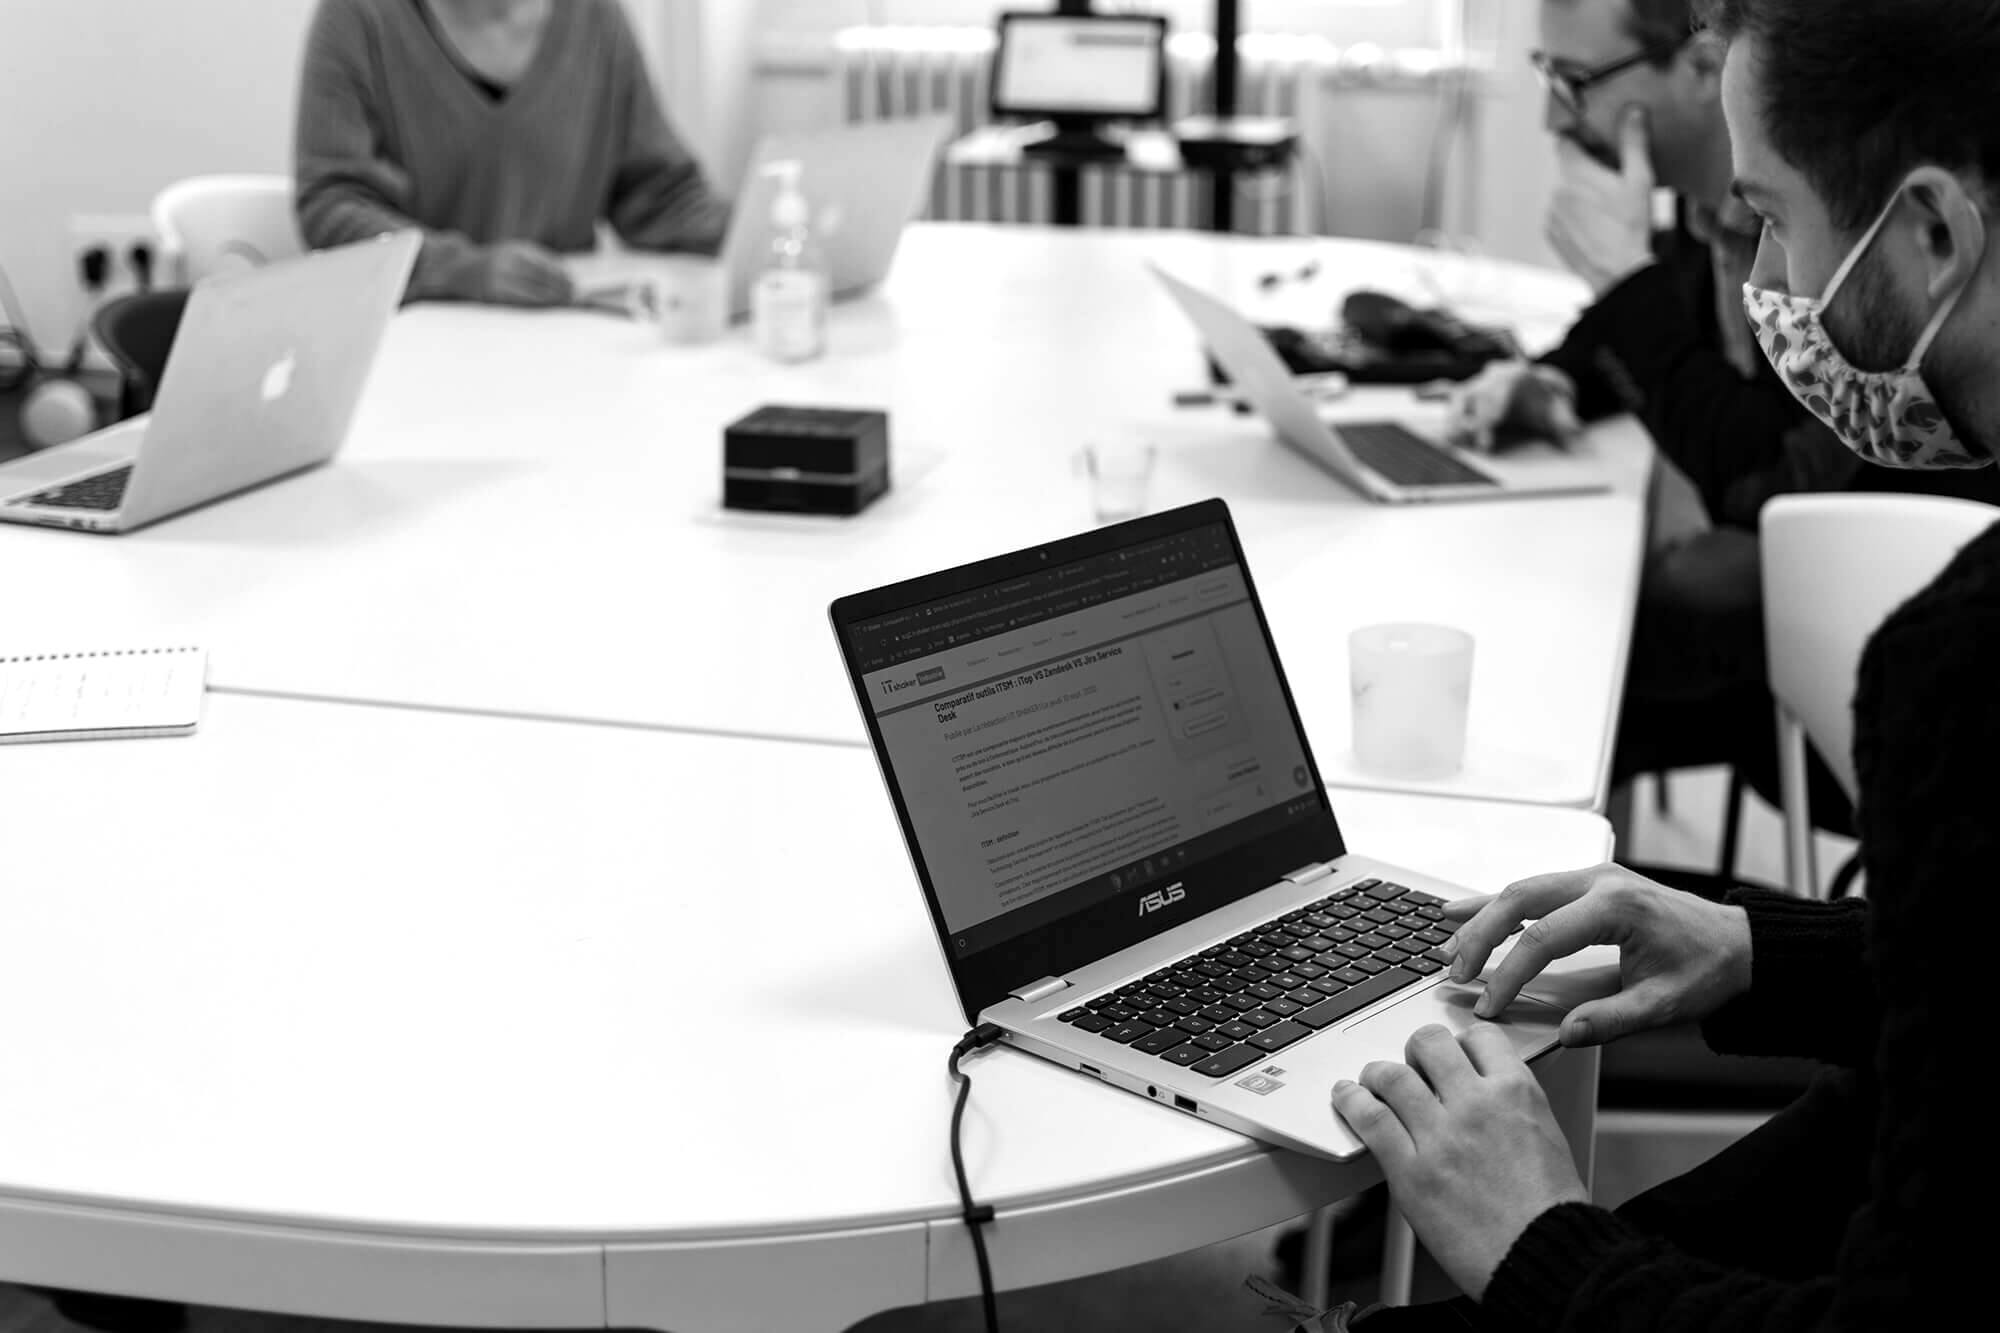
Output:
(295, 0), (731, 306)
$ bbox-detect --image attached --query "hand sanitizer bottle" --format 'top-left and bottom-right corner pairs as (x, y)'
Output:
(751, 160), (828, 363)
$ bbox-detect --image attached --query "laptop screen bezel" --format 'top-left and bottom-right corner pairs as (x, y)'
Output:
(829, 498), (1348, 1022)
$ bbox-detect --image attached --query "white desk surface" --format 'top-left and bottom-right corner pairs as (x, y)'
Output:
(0, 225), (1646, 812)
(0, 692), (1611, 1330)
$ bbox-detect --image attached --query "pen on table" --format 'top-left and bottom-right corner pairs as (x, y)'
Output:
(1174, 371), (1351, 411)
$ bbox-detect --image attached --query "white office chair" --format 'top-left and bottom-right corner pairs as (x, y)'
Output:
(151, 174), (303, 284)
(1761, 493), (2000, 897)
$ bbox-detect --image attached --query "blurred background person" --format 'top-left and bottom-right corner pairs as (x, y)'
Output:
(294, 0), (730, 307)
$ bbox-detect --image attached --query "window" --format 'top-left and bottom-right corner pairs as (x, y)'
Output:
(769, 2), (1459, 53)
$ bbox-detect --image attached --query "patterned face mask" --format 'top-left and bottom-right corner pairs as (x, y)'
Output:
(1742, 193), (1989, 470)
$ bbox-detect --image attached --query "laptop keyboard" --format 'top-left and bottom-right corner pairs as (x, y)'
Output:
(1056, 878), (1455, 1078)
(14, 466), (133, 511)
(1338, 423), (1497, 489)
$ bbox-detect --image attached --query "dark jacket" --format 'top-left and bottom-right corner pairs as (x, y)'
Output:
(1541, 221), (2000, 523)
(1482, 522), (2000, 1329)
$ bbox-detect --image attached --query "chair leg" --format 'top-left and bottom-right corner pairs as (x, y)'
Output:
(1301, 1205), (1337, 1311)
(1380, 1208), (1417, 1307)
(1717, 767), (1747, 883)
(1653, 770), (1672, 815)
(1827, 849), (1865, 900)
(1775, 711), (1820, 897)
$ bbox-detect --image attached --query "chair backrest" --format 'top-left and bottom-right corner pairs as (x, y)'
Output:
(151, 175), (303, 284)
(1762, 493), (2000, 803)
(91, 288), (192, 420)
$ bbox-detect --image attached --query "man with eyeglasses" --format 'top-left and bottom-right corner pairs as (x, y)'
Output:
(1458, 0), (1851, 833)
(1451, 0), (2000, 848)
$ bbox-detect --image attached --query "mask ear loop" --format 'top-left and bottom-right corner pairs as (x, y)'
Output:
(1815, 193), (1904, 310)
(1905, 204), (1987, 373)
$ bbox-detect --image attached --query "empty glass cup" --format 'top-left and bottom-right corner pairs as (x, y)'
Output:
(1079, 440), (1156, 525)
(1349, 623), (1475, 780)
(647, 257), (730, 345)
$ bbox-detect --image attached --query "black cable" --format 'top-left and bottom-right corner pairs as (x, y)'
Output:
(948, 1022), (1006, 1333)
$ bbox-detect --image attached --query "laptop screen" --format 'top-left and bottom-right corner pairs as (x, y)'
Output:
(834, 500), (1344, 1018)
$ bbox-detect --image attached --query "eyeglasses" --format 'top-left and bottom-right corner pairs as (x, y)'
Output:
(1529, 48), (1655, 120)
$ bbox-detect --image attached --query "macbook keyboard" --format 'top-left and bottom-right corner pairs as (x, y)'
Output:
(15, 466), (133, 511)
(1338, 422), (1497, 489)
(1056, 878), (1454, 1078)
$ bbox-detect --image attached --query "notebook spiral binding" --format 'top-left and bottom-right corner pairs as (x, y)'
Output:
(6, 647), (201, 662)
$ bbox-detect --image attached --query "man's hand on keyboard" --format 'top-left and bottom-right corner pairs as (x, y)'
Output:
(1332, 1023), (1587, 1301)
(1439, 863), (1753, 1047)
(1437, 360), (1583, 453)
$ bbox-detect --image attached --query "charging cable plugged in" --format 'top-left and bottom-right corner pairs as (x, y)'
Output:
(949, 1023), (1006, 1333)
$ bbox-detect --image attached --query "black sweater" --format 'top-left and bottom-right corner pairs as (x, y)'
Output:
(1540, 233), (2000, 522)
(1480, 522), (2000, 1329)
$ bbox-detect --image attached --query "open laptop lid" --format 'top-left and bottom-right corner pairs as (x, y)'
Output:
(120, 230), (420, 529)
(722, 115), (953, 315)
(1149, 264), (1395, 502)
(830, 499), (1347, 1021)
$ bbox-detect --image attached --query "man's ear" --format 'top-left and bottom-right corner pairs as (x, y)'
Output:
(1680, 31), (1726, 98)
(1903, 166), (1988, 302)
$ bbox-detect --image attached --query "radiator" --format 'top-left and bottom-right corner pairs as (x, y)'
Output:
(833, 27), (1334, 235)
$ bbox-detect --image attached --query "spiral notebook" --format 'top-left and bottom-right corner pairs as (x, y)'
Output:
(0, 646), (207, 744)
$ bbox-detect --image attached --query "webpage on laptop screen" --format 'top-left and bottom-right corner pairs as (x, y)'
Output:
(850, 524), (1319, 958)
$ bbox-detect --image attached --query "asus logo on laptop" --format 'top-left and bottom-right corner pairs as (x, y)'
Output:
(1138, 884), (1187, 917)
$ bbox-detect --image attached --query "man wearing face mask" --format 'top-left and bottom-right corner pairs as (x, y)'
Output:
(1448, 0), (1999, 838)
(1286, 2), (2000, 1329)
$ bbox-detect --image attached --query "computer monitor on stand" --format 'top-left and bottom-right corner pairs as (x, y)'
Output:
(990, 9), (1170, 161)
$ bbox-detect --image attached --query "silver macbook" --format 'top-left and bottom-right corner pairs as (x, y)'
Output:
(1152, 264), (1610, 505)
(0, 231), (419, 534)
(722, 116), (952, 316)
(575, 117), (952, 320)
(830, 499), (1566, 1160)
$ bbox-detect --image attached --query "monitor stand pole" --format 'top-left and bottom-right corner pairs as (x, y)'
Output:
(1018, 119), (1125, 227)
(1211, 0), (1241, 235)
(1050, 0), (1097, 226)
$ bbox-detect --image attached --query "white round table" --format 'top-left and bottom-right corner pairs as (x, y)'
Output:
(0, 225), (1640, 1331)
(0, 692), (1612, 1332)
(0, 226), (1648, 807)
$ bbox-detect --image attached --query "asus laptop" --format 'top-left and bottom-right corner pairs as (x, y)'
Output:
(830, 498), (1567, 1159)
(1151, 264), (1610, 505)
(0, 231), (419, 534)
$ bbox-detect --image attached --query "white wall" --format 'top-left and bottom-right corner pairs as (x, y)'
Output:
(759, 0), (1450, 49)
(1459, 0), (1560, 268)
(635, 0), (760, 189)
(0, 0), (321, 356)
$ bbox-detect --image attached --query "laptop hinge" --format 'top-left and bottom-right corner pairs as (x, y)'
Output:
(1009, 976), (1071, 1004)
(1284, 862), (1335, 886)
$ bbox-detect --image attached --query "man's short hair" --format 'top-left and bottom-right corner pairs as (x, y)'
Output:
(1627, 0), (1695, 65)
(1700, 0), (2000, 231)
(1546, 0), (1693, 65)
